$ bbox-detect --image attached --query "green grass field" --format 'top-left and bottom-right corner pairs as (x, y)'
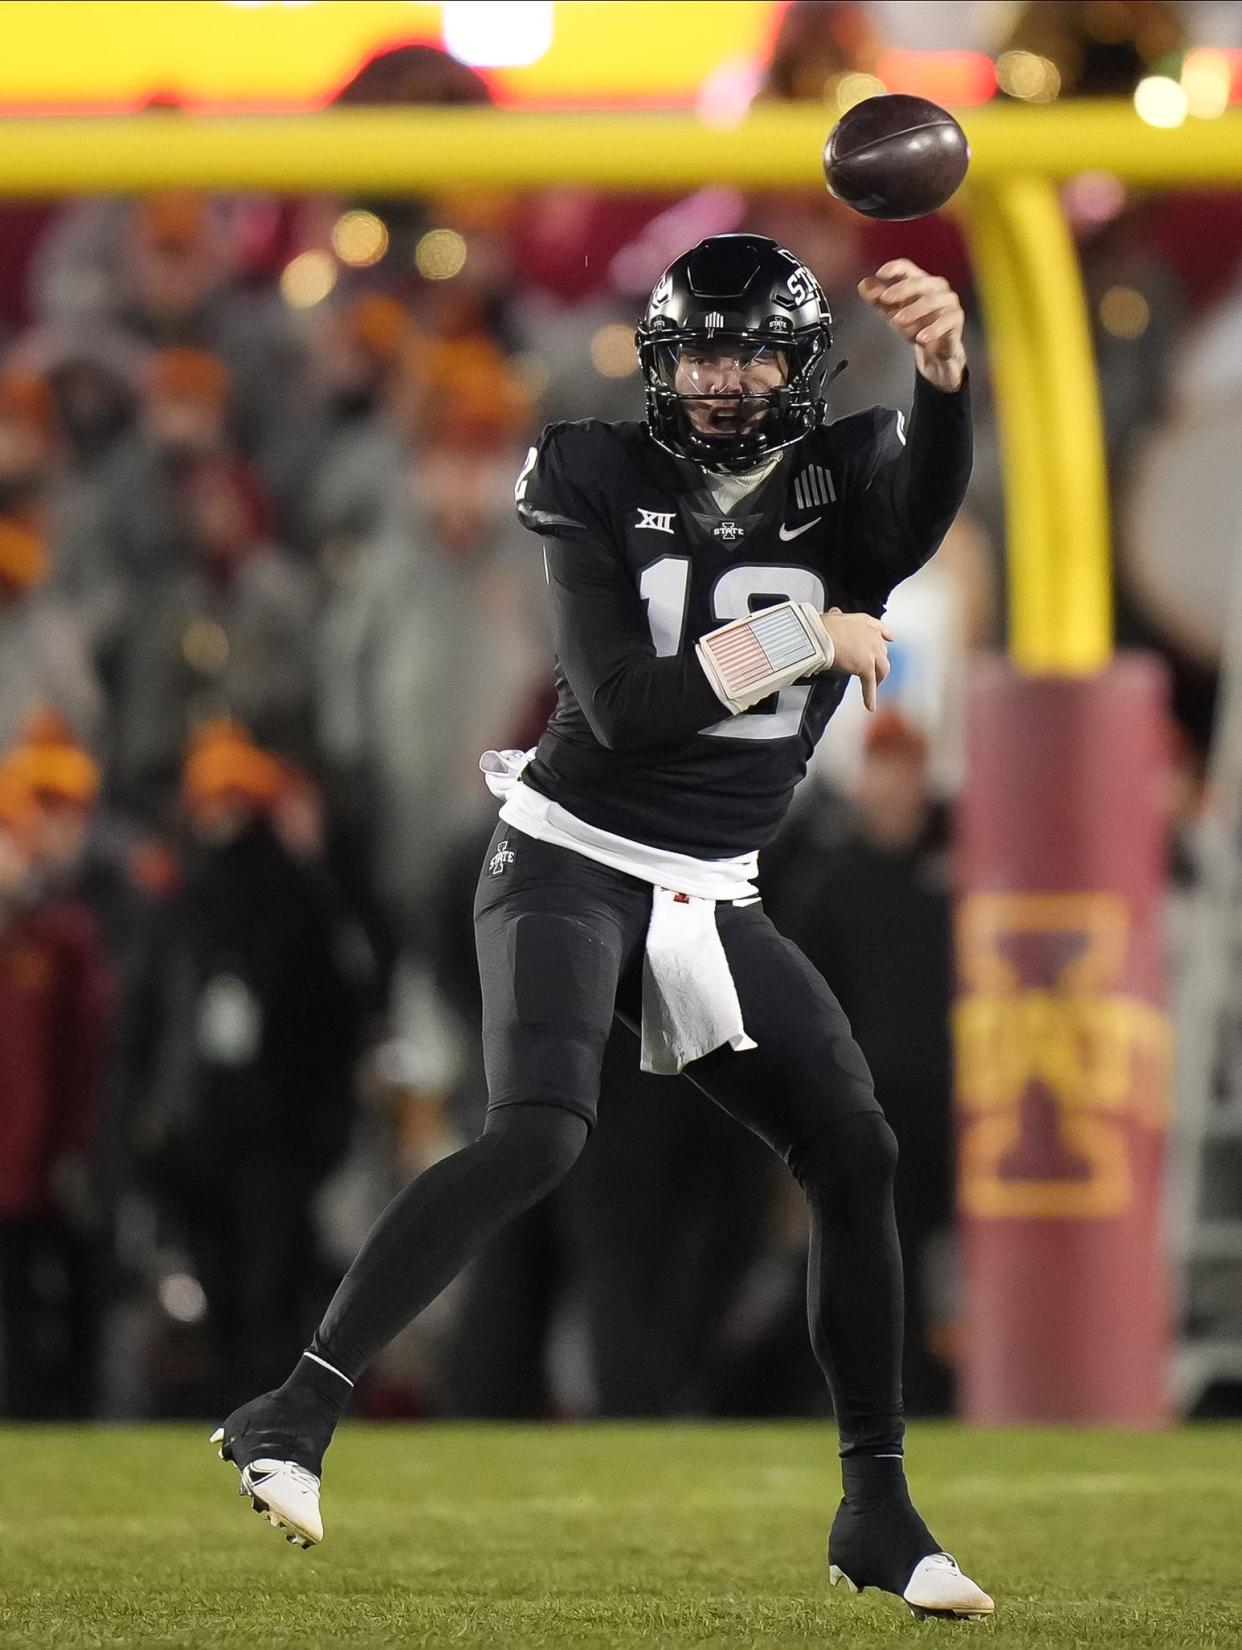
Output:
(1, 1422), (1241, 1648)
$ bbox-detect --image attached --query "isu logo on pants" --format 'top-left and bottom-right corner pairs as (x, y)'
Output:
(488, 839), (516, 877)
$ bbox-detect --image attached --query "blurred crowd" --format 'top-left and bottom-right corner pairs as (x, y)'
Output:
(2, 1), (1241, 1423)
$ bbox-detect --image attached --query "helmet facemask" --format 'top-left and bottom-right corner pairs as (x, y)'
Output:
(639, 325), (831, 473)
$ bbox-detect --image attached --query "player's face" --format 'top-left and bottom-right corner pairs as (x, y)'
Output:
(672, 340), (787, 438)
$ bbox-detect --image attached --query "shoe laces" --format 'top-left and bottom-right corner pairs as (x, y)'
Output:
(251, 1459), (320, 1494)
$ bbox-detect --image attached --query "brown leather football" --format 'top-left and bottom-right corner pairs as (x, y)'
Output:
(823, 94), (969, 221)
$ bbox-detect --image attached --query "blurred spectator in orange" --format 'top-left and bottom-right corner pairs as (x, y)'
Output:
(3, 705), (166, 1282)
(144, 346), (233, 461)
(7, 337), (144, 665)
(125, 722), (363, 1410)
(316, 332), (545, 944)
(123, 193), (225, 338)
(28, 190), (306, 476)
(273, 294), (413, 566)
(76, 345), (236, 611)
(3, 706), (155, 964)
(110, 453), (315, 814)
(0, 516), (101, 750)
(120, 193), (307, 469)
(414, 190), (521, 350)
(411, 331), (537, 553)
(6, 706), (100, 888)
(0, 368), (59, 523)
(765, 711), (956, 1414)
(42, 339), (139, 469)
(0, 765), (114, 1417)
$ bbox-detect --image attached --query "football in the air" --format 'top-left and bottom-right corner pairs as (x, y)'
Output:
(823, 94), (970, 221)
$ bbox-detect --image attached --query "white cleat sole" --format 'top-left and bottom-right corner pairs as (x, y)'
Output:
(904, 1601), (994, 1624)
(210, 1428), (324, 1549)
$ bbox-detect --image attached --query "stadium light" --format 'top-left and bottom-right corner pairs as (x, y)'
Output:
(1182, 49), (1233, 120)
(1134, 75), (1189, 129)
(442, 2), (554, 70)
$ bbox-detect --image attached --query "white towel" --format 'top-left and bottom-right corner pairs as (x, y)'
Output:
(640, 887), (757, 1075)
(480, 747), (534, 798)
(479, 752), (757, 1074)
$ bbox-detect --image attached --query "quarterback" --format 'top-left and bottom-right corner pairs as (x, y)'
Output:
(214, 234), (991, 1622)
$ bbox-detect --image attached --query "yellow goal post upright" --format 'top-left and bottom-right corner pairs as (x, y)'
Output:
(4, 101), (1240, 1421)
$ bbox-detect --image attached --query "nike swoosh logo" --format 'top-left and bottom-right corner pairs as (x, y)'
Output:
(779, 518), (821, 540)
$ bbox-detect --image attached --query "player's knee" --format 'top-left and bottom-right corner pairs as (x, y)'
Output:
(481, 1103), (590, 1202)
(790, 1110), (898, 1200)
(485, 1025), (608, 1121)
(852, 1111), (900, 1193)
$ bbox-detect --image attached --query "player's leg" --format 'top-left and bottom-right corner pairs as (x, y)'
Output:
(668, 909), (906, 1452)
(674, 902), (992, 1619)
(213, 1103), (590, 1540)
(213, 827), (649, 1544)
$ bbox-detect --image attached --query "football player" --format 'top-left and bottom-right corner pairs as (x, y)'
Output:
(213, 234), (991, 1622)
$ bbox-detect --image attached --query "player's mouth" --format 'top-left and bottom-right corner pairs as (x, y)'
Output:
(693, 397), (768, 435)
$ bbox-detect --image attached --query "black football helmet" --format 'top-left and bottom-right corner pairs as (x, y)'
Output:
(636, 234), (833, 473)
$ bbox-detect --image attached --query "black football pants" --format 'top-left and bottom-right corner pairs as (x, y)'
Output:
(315, 825), (904, 1455)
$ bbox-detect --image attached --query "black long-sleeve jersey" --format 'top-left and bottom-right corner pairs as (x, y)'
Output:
(514, 372), (971, 858)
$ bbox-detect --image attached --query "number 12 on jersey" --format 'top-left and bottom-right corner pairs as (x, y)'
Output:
(639, 556), (826, 741)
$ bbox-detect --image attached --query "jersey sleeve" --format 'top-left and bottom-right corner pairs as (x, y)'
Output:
(515, 425), (730, 751)
(832, 371), (973, 609)
(514, 423), (612, 545)
(543, 535), (730, 753)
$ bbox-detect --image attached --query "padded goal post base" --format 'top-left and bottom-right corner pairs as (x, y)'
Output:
(954, 654), (1171, 1425)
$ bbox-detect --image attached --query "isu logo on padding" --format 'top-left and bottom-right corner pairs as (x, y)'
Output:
(955, 893), (1170, 1220)
(636, 510), (675, 534)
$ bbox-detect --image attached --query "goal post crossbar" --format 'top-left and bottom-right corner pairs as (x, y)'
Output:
(2, 100), (1236, 670)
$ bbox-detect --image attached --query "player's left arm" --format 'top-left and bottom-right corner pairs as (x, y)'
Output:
(849, 259), (973, 595)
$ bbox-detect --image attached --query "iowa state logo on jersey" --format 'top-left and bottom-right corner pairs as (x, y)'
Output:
(714, 519), (744, 542)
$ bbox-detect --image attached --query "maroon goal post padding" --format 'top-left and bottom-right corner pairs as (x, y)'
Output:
(954, 654), (1171, 1425)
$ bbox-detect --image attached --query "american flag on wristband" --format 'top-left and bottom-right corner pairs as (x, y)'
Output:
(706, 605), (820, 695)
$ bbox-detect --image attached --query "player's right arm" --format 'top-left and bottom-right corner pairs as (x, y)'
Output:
(544, 534), (732, 751)
(517, 426), (730, 752)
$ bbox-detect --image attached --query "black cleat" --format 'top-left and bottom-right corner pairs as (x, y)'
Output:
(210, 1390), (333, 1548)
(828, 1491), (993, 1621)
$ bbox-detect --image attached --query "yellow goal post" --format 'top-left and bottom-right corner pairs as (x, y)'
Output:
(3, 100), (1240, 672)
